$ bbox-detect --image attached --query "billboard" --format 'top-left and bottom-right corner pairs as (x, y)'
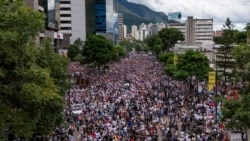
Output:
(168, 12), (182, 21)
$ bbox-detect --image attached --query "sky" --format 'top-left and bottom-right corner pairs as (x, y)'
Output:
(127, 0), (250, 31)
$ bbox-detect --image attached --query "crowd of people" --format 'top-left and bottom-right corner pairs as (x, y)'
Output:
(60, 51), (244, 141)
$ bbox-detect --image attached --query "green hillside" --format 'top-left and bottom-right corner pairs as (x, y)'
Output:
(117, 0), (168, 33)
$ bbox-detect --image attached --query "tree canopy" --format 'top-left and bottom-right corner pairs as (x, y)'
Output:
(0, 0), (68, 139)
(67, 38), (83, 61)
(81, 35), (115, 70)
(158, 28), (184, 52)
(144, 34), (163, 55)
(221, 44), (250, 130)
(216, 18), (236, 81)
(164, 50), (210, 80)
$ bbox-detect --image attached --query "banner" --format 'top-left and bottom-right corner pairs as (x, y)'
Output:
(173, 55), (178, 66)
(208, 71), (216, 91)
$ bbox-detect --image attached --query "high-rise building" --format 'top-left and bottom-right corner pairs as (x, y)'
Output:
(194, 18), (213, 44)
(117, 13), (124, 43)
(25, 0), (69, 51)
(123, 25), (127, 39)
(85, 0), (96, 37)
(148, 23), (159, 36)
(59, 0), (71, 35)
(71, 0), (86, 44)
(186, 16), (195, 45)
(131, 25), (138, 39)
(95, 0), (116, 43)
(59, 0), (86, 44)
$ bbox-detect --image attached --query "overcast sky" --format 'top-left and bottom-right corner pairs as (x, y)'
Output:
(127, 0), (250, 31)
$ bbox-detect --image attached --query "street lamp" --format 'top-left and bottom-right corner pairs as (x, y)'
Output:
(215, 51), (218, 124)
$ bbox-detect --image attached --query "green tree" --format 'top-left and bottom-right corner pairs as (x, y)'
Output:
(232, 44), (250, 81)
(115, 45), (126, 58)
(68, 38), (83, 60)
(36, 38), (70, 95)
(81, 35), (114, 73)
(165, 50), (210, 80)
(0, 0), (66, 139)
(216, 18), (236, 81)
(233, 30), (247, 44)
(144, 34), (163, 55)
(158, 27), (184, 52)
(247, 23), (250, 44)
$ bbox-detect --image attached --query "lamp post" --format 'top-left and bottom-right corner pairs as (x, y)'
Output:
(215, 52), (218, 124)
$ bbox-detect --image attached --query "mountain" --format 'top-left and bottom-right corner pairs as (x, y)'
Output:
(117, 0), (169, 33)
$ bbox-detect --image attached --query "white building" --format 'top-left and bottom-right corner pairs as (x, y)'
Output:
(194, 18), (213, 45)
(158, 23), (166, 31)
(168, 17), (213, 46)
(59, 0), (86, 44)
(123, 25), (127, 39)
(59, 0), (71, 36)
(131, 25), (138, 39)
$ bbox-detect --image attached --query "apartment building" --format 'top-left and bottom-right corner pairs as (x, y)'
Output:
(131, 25), (138, 39)
(118, 13), (124, 43)
(123, 25), (127, 39)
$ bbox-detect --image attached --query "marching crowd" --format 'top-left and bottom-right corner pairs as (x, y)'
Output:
(60, 52), (244, 141)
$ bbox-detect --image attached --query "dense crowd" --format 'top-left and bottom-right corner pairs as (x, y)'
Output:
(59, 51), (245, 141)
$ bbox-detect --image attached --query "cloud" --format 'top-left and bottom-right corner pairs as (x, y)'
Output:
(127, 0), (250, 30)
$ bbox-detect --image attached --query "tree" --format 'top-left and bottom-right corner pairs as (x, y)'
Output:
(216, 18), (236, 82)
(220, 44), (250, 139)
(68, 38), (83, 60)
(81, 35), (114, 73)
(0, 0), (66, 139)
(165, 50), (210, 80)
(158, 27), (184, 52)
(115, 45), (126, 58)
(233, 30), (247, 44)
(144, 34), (163, 55)
(247, 23), (250, 44)
(36, 38), (70, 95)
(232, 44), (250, 81)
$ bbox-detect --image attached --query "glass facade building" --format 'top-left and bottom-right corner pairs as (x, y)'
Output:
(85, 0), (96, 37)
(39, 0), (59, 30)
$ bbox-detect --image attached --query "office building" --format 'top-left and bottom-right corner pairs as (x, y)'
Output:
(85, 0), (96, 37)
(59, 0), (86, 44)
(71, 0), (86, 44)
(194, 18), (213, 44)
(170, 16), (213, 46)
(24, 0), (70, 52)
(59, 0), (71, 35)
